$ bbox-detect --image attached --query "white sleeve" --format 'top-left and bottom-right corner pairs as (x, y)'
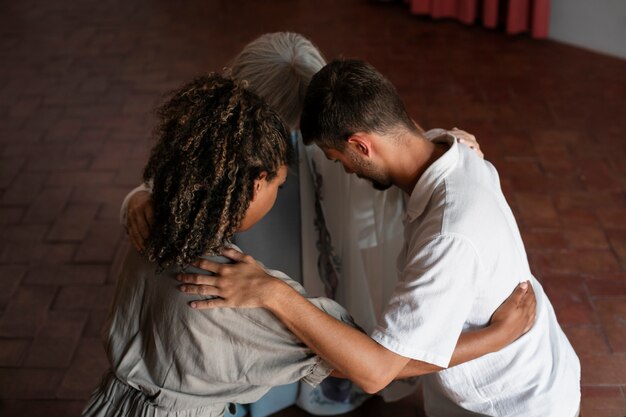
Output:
(371, 234), (481, 368)
(119, 182), (153, 227)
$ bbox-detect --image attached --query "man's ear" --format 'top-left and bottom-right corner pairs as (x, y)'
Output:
(347, 133), (372, 157)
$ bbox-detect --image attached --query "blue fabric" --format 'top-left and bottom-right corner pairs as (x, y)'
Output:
(249, 383), (298, 417)
(297, 378), (370, 415)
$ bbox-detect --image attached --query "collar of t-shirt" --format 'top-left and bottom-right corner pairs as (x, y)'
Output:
(405, 131), (459, 222)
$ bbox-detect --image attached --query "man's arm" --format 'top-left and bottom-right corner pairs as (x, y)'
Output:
(178, 249), (535, 393)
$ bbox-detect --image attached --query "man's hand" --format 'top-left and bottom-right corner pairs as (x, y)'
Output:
(450, 128), (484, 159)
(490, 281), (536, 342)
(177, 248), (284, 309)
(179, 248), (411, 393)
(126, 191), (154, 252)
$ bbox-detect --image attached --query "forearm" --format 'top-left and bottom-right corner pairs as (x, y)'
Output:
(395, 324), (510, 379)
(450, 325), (508, 366)
(267, 279), (408, 393)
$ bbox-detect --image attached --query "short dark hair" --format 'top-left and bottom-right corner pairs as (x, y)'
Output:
(143, 73), (293, 268)
(300, 59), (416, 149)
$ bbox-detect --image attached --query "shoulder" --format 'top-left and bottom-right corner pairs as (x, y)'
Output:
(401, 233), (483, 280)
(407, 232), (480, 259)
(420, 163), (501, 237)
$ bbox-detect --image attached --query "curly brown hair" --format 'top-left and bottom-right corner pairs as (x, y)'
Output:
(143, 73), (293, 268)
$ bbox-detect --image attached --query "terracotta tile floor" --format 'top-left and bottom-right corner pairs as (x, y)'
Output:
(0, 0), (625, 416)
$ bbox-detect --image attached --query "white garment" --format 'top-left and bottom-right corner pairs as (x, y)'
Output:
(371, 131), (581, 417)
(299, 138), (404, 334)
(298, 135), (412, 402)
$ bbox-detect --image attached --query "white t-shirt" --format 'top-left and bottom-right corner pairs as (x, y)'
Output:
(370, 132), (581, 417)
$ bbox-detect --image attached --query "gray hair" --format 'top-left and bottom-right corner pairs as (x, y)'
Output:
(231, 32), (326, 130)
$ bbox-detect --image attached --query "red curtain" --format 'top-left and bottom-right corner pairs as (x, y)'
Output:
(407, 0), (550, 39)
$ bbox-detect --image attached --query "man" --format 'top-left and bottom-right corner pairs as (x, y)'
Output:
(178, 59), (580, 416)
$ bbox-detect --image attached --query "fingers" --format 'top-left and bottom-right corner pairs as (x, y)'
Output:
(451, 127), (478, 144)
(144, 204), (155, 229)
(178, 274), (227, 308)
(125, 191), (154, 253)
(505, 281), (529, 307)
(126, 211), (150, 252)
(520, 281), (537, 333)
(190, 298), (226, 309)
(179, 283), (220, 297)
(135, 213), (151, 242)
(526, 280), (536, 300)
(177, 273), (218, 286)
(519, 281), (536, 308)
(128, 225), (144, 253)
(527, 281), (537, 317)
(516, 281), (531, 306)
(191, 258), (223, 273)
(190, 249), (253, 272)
(129, 225), (147, 253)
(221, 247), (248, 262)
(458, 139), (484, 158)
(451, 127), (484, 159)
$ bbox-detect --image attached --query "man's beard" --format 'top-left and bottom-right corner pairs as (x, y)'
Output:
(357, 173), (392, 190)
(347, 148), (393, 190)
(371, 180), (392, 190)
(353, 163), (392, 190)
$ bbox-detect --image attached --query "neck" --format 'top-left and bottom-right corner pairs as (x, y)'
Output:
(387, 132), (447, 195)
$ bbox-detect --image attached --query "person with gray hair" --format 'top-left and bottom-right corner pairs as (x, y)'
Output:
(231, 32), (325, 130)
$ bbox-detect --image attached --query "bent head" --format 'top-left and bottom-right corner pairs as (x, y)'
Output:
(323, 145), (393, 191)
(231, 32), (326, 130)
(301, 59), (415, 189)
(143, 73), (293, 268)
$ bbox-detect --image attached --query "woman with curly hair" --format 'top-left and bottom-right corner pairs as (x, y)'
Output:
(83, 73), (359, 417)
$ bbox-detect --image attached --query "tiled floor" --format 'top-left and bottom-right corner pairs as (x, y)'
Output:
(0, 0), (625, 416)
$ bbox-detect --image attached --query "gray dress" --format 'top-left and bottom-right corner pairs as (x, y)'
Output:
(83, 247), (356, 417)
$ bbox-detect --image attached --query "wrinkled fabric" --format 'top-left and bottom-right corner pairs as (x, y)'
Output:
(298, 132), (413, 403)
(371, 131), (581, 417)
(83, 247), (356, 417)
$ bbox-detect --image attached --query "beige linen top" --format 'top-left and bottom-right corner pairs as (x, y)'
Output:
(83, 247), (355, 417)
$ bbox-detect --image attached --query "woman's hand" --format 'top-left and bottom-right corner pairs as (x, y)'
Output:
(490, 281), (536, 343)
(450, 128), (484, 159)
(126, 190), (154, 252)
(446, 281), (537, 368)
(177, 248), (285, 309)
